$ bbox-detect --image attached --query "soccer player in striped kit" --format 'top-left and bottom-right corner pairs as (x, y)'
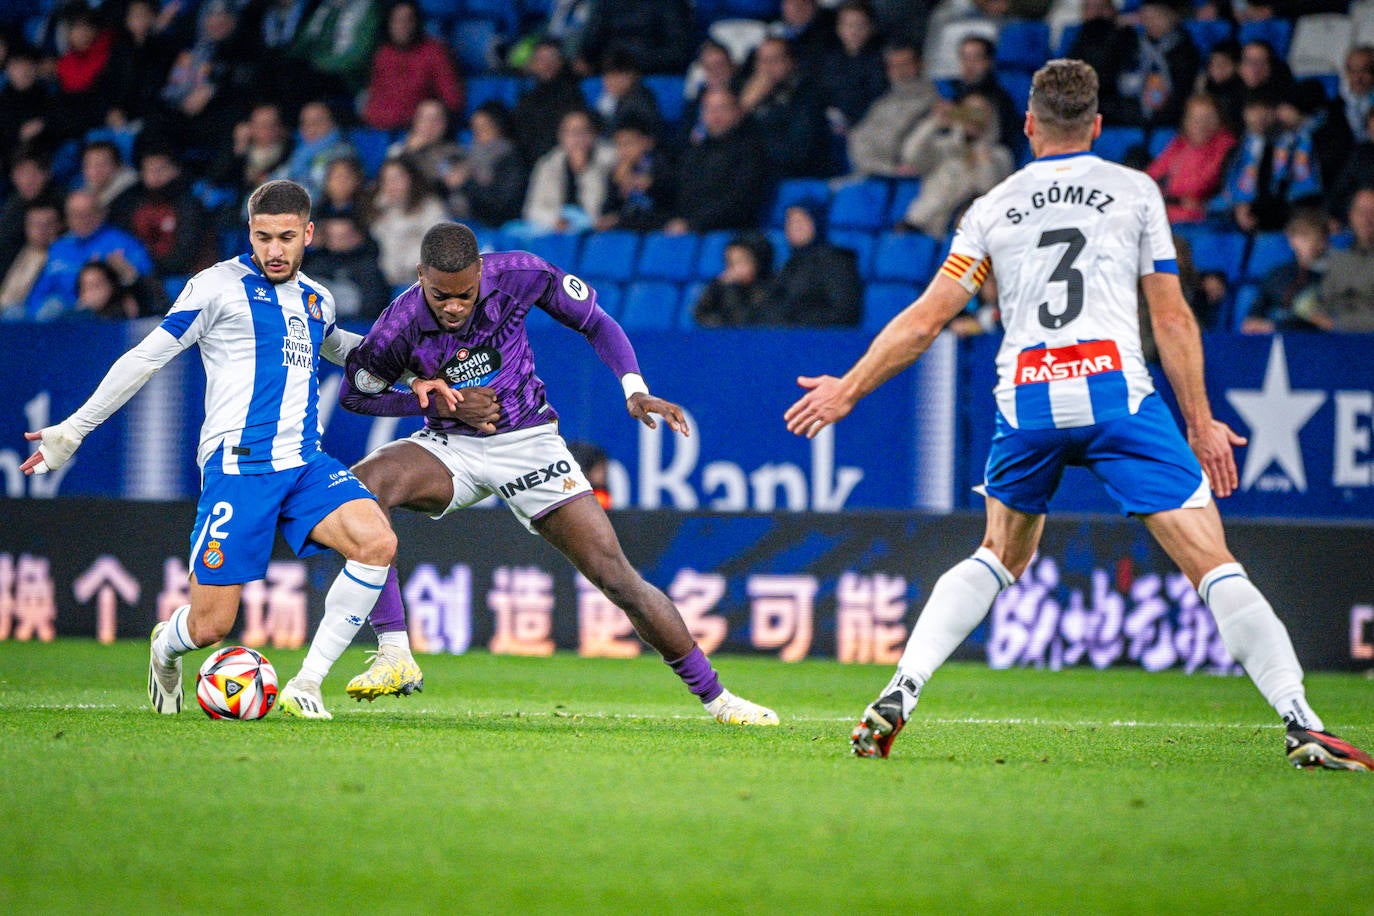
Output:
(785, 60), (1371, 771)
(23, 180), (396, 718)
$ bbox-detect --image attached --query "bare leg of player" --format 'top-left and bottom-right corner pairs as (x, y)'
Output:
(148, 578), (244, 714)
(535, 495), (778, 725)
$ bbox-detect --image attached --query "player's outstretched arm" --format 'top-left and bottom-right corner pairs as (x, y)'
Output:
(22, 327), (185, 475)
(785, 274), (970, 439)
(626, 390), (689, 436)
(320, 326), (363, 367)
(1142, 272), (1246, 497)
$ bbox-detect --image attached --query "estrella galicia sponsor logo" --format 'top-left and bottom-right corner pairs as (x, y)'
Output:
(442, 345), (501, 388)
(282, 315), (313, 369)
(498, 460), (573, 499)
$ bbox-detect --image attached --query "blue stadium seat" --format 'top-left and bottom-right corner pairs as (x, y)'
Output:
(1183, 226), (1249, 282)
(591, 280), (622, 317)
(417, 0), (463, 21)
(1243, 231), (1293, 281)
(465, 75), (523, 115)
(1057, 23), (1082, 57)
(1238, 18), (1294, 58)
(644, 75), (687, 125)
(162, 275), (189, 303)
(935, 79), (959, 101)
(887, 179), (922, 226)
(619, 281), (682, 329)
(462, 0), (520, 33)
(453, 18), (501, 73)
(770, 177), (831, 228)
(872, 232), (940, 285)
(1230, 283), (1261, 330)
(722, 0), (781, 18)
(1094, 126), (1144, 163)
(578, 231), (641, 284)
(580, 77), (603, 105)
(1148, 128), (1177, 159)
(828, 179), (890, 232)
(995, 20), (1051, 72)
(828, 229), (877, 278)
(679, 281), (707, 327)
(636, 232), (701, 283)
(862, 282), (920, 331)
(523, 232), (583, 270)
(996, 70), (1034, 111)
(1184, 18), (1235, 56)
(349, 127), (395, 179)
(696, 230), (732, 279)
(1314, 73), (1341, 99)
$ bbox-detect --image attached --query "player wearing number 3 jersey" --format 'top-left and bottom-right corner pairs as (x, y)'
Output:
(785, 60), (1371, 770)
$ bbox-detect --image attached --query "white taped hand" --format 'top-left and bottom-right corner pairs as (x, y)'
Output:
(23, 420), (84, 474)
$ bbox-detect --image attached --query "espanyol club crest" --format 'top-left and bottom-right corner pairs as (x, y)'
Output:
(202, 539), (225, 570)
(305, 292), (322, 321)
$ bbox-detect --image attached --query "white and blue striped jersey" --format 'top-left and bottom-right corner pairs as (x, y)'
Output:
(946, 152), (1177, 430)
(158, 255), (341, 473)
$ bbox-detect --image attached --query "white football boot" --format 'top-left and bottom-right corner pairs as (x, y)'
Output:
(148, 621), (183, 715)
(279, 677), (333, 720)
(704, 689), (780, 726)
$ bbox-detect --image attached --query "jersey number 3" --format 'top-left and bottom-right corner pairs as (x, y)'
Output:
(1036, 228), (1085, 330)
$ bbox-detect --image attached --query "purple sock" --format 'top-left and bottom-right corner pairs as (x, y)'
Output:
(368, 567), (406, 635)
(667, 645), (723, 703)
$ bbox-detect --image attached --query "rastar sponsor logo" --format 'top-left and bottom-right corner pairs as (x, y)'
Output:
(498, 460), (573, 499)
(1015, 340), (1122, 385)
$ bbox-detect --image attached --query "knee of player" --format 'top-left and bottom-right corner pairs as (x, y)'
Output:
(352, 525), (397, 567)
(189, 615), (233, 646)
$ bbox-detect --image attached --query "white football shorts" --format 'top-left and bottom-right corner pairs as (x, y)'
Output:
(407, 423), (593, 531)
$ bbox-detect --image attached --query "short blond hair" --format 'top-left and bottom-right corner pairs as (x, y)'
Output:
(1029, 59), (1098, 141)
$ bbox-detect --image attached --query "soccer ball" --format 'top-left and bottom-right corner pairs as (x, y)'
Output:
(196, 646), (279, 720)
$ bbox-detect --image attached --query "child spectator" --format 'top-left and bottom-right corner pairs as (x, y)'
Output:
(692, 232), (775, 327)
(1241, 208), (1328, 333)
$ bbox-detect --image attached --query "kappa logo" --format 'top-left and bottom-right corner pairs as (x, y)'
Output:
(202, 539), (225, 570)
(498, 460), (573, 499)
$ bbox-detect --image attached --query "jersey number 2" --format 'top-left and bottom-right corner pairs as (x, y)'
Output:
(1036, 228), (1085, 329)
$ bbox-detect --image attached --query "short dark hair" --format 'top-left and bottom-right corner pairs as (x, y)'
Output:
(82, 139), (123, 164)
(248, 179), (312, 220)
(1029, 59), (1098, 139)
(420, 222), (480, 272)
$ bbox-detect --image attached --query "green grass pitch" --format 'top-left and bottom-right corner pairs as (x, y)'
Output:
(1, 641), (1370, 915)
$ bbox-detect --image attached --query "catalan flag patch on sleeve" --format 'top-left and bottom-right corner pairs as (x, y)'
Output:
(939, 253), (990, 293)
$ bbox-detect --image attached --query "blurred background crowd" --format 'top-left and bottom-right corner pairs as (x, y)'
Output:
(0, 0), (1372, 335)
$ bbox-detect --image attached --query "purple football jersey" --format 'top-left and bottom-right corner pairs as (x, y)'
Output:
(341, 250), (640, 435)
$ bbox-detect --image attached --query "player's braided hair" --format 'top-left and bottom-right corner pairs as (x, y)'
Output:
(248, 180), (312, 220)
(1029, 59), (1098, 140)
(421, 222), (480, 273)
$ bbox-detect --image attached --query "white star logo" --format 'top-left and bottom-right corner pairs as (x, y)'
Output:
(1225, 337), (1326, 492)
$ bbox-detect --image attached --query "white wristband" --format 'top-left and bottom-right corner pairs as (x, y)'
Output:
(621, 373), (649, 400)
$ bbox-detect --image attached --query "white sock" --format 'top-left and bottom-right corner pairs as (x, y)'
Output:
(1199, 562), (1323, 731)
(378, 631), (411, 653)
(896, 547), (1015, 687)
(299, 560), (388, 684)
(153, 605), (199, 666)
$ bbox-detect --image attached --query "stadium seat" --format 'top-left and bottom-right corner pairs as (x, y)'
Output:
(1093, 126), (1144, 164)
(1287, 13), (1352, 77)
(829, 229), (877, 277)
(828, 179), (890, 232)
(349, 127), (395, 179)
(1183, 226), (1249, 282)
(464, 75), (523, 115)
(1183, 19), (1236, 57)
(872, 231), (940, 285)
(722, 0), (780, 17)
(162, 275), (189, 303)
(580, 76), (603, 105)
(770, 177), (831, 228)
(644, 75), (687, 125)
(996, 70), (1034, 111)
(522, 232), (583, 269)
(453, 18), (501, 73)
(417, 0), (462, 21)
(619, 281), (682, 329)
(1242, 231), (1293, 281)
(578, 231), (641, 284)
(679, 281), (707, 326)
(1238, 18), (1294, 58)
(1147, 128), (1177, 159)
(887, 179), (923, 227)
(636, 232), (701, 283)
(862, 282), (920, 331)
(1056, 23), (1082, 58)
(696, 230), (732, 279)
(462, 0), (520, 33)
(591, 280), (623, 317)
(995, 20), (1051, 72)
(1230, 283), (1261, 330)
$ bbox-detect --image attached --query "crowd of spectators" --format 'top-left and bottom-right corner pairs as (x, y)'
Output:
(0, 0), (1372, 333)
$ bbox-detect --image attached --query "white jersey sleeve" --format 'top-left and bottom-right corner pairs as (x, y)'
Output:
(952, 153), (1172, 430)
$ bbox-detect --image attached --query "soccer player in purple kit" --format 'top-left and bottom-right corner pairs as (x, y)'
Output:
(278, 222), (779, 725)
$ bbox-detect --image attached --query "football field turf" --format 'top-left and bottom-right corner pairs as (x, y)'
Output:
(2, 641), (1370, 915)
